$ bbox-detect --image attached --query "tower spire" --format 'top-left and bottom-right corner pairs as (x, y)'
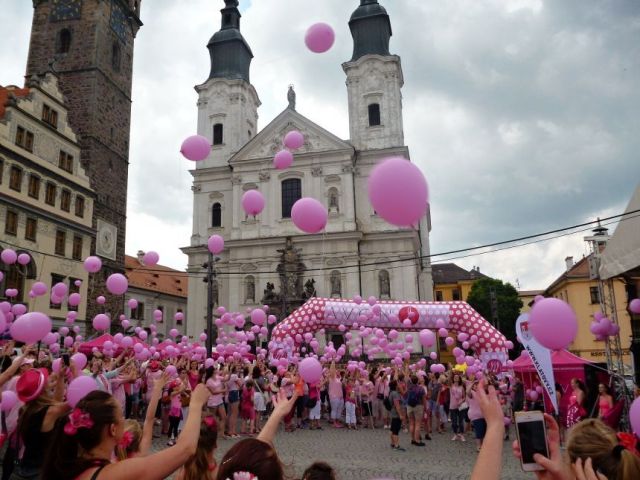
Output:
(348, 0), (392, 61)
(207, 0), (253, 82)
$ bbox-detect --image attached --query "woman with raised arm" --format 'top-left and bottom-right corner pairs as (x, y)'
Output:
(327, 361), (344, 428)
(40, 383), (210, 480)
(205, 366), (227, 439)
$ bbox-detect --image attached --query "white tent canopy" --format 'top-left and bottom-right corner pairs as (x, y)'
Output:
(600, 183), (640, 279)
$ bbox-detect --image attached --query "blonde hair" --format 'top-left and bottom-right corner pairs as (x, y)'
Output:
(115, 419), (143, 461)
(567, 419), (640, 480)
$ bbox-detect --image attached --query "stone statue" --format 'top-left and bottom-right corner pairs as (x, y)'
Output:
(303, 279), (316, 299)
(276, 237), (305, 299)
(287, 85), (296, 110)
(330, 271), (341, 296)
(379, 270), (390, 298)
(245, 277), (255, 303)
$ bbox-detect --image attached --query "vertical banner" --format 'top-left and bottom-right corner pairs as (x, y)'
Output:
(516, 313), (558, 414)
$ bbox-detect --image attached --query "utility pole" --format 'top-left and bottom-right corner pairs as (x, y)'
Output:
(489, 286), (500, 332)
(203, 252), (218, 357)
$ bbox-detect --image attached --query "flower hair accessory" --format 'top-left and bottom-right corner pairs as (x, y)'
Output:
(203, 416), (217, 431)
(616, 432), (640, 458)
(118, 431), (134, 449)
(230, 473), (257, 480)
(64, 408), (94, 435)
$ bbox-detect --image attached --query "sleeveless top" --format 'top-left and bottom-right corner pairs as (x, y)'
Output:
(599, 396), (612, 417)
(19, 406), (52, 471)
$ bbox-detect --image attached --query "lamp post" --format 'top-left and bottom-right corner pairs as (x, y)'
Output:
(203, 253), (219, 357)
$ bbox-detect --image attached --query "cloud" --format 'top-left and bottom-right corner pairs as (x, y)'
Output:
(1, 0), (638, 292)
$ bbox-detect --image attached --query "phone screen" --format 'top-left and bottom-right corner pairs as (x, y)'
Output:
(517, 420), (548, 464)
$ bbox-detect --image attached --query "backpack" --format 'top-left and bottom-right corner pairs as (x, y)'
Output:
(383, 396), (393, 411)
(407, 385), (421, 408)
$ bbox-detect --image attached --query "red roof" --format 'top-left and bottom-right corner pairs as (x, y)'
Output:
(125, 255), (188, 298)
(0, 85), (30, 119)
(512, 349), (592, 373)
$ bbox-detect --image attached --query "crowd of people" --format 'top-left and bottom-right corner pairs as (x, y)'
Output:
(0, 340), (638, 480)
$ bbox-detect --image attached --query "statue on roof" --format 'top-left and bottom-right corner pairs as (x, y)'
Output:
(287, 85), (296, 110)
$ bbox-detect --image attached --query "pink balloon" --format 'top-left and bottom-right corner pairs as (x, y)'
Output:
(630, 397), (640, 437)
(17, 253), (31, 266)
(121, 336), (133, 348)
(12, 304), (27, 317)
(1, 391), (18, 412)
(250, 308), (266, 326)
(52, 282), (68, 298)
(174, 312), (184, 321)
(419, 329), (435, 348)
(32, 282), (48, 296)
(299, 357), (322, 384)
(429, 351), (438, 360)
(529, 298), (577, 351)
(180, 134), (210, 161)
(283, 130), (304, 150)
(10, 312), (51, 344)
(83, 256), (102, 273)
(96, 295), (106, 305)
(170, 328), (179, 338)
(305, 23), (335, 53)
(273, 149), (294, 169)
(128, 298), (138, 310)
(445, 337), (455, 347)
(208, 234), (224, 254)
(68, 293), (81, 307)
(143, 251), (160, 266)
(368, 157), (429, 227)
(630, 298), (640, 314)
(291, 197), (327, 234)
(1, 249), (17, 265)
(71, 353), (87, 370)
(438, 328), (448, 338)
(241, 190), (265, 216)
(106, 273), (128, 295)
(67, 376), (98, 407)
(92, 314), (110, 331)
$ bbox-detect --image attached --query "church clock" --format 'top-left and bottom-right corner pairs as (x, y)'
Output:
(50, 0), (81, 21)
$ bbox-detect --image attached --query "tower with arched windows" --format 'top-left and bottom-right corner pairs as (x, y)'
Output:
(184, 0), (433, 339)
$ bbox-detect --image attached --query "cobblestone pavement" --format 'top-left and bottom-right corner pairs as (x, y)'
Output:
(152, 422), (530, 480)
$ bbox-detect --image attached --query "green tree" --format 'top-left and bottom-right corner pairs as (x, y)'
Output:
(466, 277), (523, 356)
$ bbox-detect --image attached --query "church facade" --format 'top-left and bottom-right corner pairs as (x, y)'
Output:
(183, 0), (433, 340)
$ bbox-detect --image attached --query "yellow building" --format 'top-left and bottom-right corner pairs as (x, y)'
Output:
(0, 73), (95, 329)
(432, 263), (487, 302)
(518, 290), (544, 313)
(544, 255), (632, 364)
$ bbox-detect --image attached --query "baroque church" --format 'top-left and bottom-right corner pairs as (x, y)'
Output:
(183, 0), (433, 339)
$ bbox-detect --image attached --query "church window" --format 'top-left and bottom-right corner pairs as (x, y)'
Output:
(368, 103), (381, 127)
(57, 29), (72, 54)
(330, 270), (342, 298)
(111, 42), (121, 72)
(281, 178), (301, 219)
(211, 202), (222, 227)
(213, 123), (223, 145)
(244, 275), (255, 303)
(378, 269), (391, 299)
(328, 187), (339, 212)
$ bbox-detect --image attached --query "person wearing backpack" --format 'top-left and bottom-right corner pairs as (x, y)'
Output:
(406, 375), (426, 446)
(387, 380), (407, 451)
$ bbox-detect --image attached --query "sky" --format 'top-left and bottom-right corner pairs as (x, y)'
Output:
(1, 0), (639, 291)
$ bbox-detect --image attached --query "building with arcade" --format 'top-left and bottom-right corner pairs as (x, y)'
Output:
(183, 0), (434, 340)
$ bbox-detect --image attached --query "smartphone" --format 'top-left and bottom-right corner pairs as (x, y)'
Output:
(62, 353), (70, 367)
(515, 411), (549, 472)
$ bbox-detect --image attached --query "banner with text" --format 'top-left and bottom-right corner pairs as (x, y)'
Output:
(516, 313), (558, 414)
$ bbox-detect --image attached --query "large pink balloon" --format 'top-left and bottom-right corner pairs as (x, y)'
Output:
(67, 376), (98, 408)
(529, 298), (577, 350)
(180, 135), (210, 162)
(304, 23), (335, 53)
(251, 308), (266, 326)
(1, 249), (17, 265)
(143, 251), (160, 266)
(17, 253), (31, 266)
(299, 357), (322, 384)
(630, 298), (640, 314)
(32, 282), (48, 296)
(419, 329), (435, 348)
(10, 312), (51, 344)
(68, 293), (81, 307)
(241, 190), (265, 216)
(291, 197), (328, 234)
(208, 235), (224, 254)
(273, 150), (294, 169)
(93, 314), (110, 331)
(368, 157), (429, 227)
(83, 256), (102, 273)
(71, 352), (87, 370)
(106, 273), (128, 295)
(283, 131), (304, 150)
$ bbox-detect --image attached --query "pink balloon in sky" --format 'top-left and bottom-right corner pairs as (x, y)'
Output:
(304, 23), (335, 53)
(143, 251), (160, 266)
(106, 273), (128, 295)
(283, 130), (304, 150)
(83, 256), (102, 273)
(1, 249), (17, 265)
(368, 156), (429, 227)
(529, 297), (577, 351)
(17, 253), (31, 266)
(273, 149), (294, 169)
(208, 234), (224, 254)
(241, 189), (265, 216)
(291, 198), (327, 234)
(180, 134), (210, 161)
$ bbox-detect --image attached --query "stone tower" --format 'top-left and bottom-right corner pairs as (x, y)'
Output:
(25, 0), (142, 322)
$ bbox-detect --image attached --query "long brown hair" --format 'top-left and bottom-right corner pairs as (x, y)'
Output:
(17, 393), (57, 440)
(215, 438), (284, 480)
(114, 419), (142, 461)
(182, 417), (218, 480)
(567, 419), (640, 480)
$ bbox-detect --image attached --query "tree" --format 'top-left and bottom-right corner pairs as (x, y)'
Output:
(466, 277), (523, 357)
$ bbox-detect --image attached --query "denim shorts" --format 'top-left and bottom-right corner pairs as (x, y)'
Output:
(229, 390), (240, 403)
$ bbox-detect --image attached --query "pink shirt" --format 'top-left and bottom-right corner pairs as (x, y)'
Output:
(467, 391), (483, 421)
(207, 377), (224, 407)
(328, 377), (343, 399)
(450, 385), (464, 410)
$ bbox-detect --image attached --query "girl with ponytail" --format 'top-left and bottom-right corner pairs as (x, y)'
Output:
(175, 416), (218, 480)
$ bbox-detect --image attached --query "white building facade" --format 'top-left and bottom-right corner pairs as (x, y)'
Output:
(183, 0), (433, 339)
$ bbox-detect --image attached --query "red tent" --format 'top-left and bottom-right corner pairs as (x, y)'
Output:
(78, 334), (114, 354)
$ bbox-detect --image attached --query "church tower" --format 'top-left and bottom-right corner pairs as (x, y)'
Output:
(25, 0), (142, 320)
(342, 0), (404, 151)
(195, 0), (261, 168)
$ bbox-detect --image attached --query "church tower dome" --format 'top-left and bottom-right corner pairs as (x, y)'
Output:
(207, 0), (253, 82)
(349, 0), (392, 61)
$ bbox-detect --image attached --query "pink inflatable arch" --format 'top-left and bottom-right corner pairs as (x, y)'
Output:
(271, 298), (508, 365)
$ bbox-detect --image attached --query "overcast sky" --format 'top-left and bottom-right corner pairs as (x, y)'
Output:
(2, 0), (638, 291)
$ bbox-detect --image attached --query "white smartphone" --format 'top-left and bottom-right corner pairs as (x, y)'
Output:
(515, 410), (549, 472)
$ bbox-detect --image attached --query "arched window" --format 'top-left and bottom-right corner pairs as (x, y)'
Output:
(213, 123), (223, 145)
(328, 187), (339, 212)
(378, 269), (391, 299)
(244, 275), (255, 303)
(111, 42), (121, 72)
(368, 103), (381, 127)
(281, 178), (301, 218)
(330, 270), (341, 297)
(211, 202), (222, 227)
(57, 29), (72, 54)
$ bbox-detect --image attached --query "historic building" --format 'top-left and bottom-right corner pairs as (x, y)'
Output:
(183, 0), (433, 339)
(124, 252), (188, 339)
(0, 73), (94, 328)
(25, 0), (142, 320)
(432, 263), (488, 302)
